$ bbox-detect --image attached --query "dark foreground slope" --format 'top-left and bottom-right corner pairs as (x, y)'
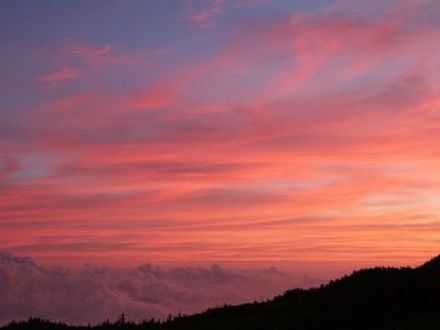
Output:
(3, 255), (440, 330)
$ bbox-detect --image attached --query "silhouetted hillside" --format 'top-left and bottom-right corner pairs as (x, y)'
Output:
(3, 255), (440, 330)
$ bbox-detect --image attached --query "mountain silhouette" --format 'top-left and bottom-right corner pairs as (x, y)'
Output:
(417, 254), (440, 271)
(3, 255), (440, 330)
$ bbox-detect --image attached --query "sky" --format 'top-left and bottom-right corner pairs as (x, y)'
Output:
(1, 0), (440, 323)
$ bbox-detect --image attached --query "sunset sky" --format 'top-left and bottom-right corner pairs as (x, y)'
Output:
(1, 1), (440, 319)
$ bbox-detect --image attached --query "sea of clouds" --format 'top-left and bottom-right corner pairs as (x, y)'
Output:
(0, 253), (321, 325)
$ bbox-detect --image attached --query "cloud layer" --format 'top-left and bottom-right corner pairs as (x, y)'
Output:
(0, 253), (319, 325)
(0, 0), (440, 268)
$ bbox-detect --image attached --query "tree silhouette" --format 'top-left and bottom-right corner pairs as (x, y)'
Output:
(2, 254), (440, 330)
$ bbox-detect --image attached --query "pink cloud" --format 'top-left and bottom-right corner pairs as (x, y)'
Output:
(69, 43), (112, 64)
(129, 90), (175, 111)
(40, 66), (81, 82)
(186, 0), (225, 28)
(1, 0), (440, 273)
(185, 0), (270, 29)
(63, 42), (141, 68)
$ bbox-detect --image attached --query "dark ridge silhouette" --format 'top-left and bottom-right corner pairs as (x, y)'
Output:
(2, 255), (440, 330)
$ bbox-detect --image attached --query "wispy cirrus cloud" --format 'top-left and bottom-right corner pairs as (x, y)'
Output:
(185, 0), (270, 28)
(1, 0), (440, 271)
(187, 1), (222, 28)
(40, 66), (81, 82)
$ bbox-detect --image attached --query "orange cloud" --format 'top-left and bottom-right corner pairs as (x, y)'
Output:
(2, 0), (440, 270)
